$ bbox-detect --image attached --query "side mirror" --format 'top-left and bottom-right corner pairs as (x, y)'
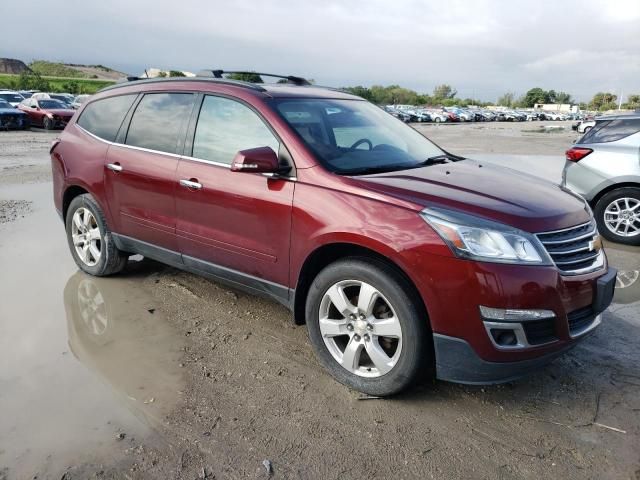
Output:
(231, 146), (281, 174)
(31, 105), (37, 109)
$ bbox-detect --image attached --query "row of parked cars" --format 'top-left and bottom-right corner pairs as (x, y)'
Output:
(385, 105), (583, 123)
(0, 89), (91, 130)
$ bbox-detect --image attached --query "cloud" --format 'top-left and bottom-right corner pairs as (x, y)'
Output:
(2, 0), (639, 102)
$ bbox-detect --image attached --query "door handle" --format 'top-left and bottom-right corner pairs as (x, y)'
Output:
(107, 163), (123, 172)
(179, 179), (202, 190)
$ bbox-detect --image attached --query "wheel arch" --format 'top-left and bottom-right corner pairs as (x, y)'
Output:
(292, 242), (430, 329)
(62, 185), (90, 222)
(590, 181), (640, 208)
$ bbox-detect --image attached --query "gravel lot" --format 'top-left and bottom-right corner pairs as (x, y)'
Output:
(0, 123), (638, 480)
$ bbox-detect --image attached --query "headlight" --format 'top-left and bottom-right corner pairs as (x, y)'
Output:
(420, 208), (553, 265)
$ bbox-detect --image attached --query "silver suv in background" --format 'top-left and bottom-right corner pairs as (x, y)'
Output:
(563, 114), (640, 245)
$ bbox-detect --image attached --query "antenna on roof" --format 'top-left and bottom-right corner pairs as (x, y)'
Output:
(196, 70), (311, 86)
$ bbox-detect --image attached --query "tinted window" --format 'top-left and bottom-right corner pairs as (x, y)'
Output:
(0, 93), (24, 103)
(38, 100), (66, 109)
(581, 118), (640, 144)
(192, 96), (279, 164)
(78, 94), (136, 142)
(126, 93), (194, 154)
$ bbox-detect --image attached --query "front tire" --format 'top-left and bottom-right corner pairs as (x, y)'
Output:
(306, 258), (431, 396)
(65, 194), (128, 276)
(43, 117), (53, 130)
(594, 188), (640, 245)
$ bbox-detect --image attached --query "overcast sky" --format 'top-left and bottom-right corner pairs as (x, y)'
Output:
(4, 0), (639, 102)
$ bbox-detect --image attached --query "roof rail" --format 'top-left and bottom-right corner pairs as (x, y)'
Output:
(100, 76), (267, 93)
(196, 70), (311, 86)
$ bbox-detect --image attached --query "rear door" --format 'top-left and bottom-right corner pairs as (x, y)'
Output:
(175, 94), (294, 294)
(104, 92), (196, 251)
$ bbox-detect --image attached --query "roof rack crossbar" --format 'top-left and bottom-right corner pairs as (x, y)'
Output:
(196, 70), (311, 86)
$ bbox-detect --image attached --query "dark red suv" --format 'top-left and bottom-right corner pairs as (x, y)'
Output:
(51, 72), (616, 396)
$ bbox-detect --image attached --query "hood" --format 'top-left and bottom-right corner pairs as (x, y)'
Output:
(0, 108), (25, 115)
(47, 109), (75, 117)
(353, 159), (590, 233)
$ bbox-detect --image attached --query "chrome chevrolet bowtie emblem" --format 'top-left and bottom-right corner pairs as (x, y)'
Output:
(589, 235), (603, 252)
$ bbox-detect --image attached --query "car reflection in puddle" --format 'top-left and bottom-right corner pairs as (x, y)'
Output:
(64, 269), (186, 432)
(614, 269), (640, 305)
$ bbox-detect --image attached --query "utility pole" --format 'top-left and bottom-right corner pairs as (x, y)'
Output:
(618, 91), (623, 111)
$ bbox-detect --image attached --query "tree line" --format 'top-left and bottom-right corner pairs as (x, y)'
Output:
(342, 84), (639, 111)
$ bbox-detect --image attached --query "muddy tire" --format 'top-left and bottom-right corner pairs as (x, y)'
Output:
(43, 117), (53, 130)
(306, 258), (431, 396)
(65, 194), (128, 276)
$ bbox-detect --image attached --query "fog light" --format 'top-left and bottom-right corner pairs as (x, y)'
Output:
(490, 328), (518, 347)
(480, 306), (555, 322)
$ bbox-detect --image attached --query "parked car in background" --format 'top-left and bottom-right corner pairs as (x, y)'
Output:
(0, 90), (25, 107)
(72, 94), (91, 109)
(564, 113), (640, 245)
(18, 90), (38, 99)
(545, 112), (566, 121)
(18, 97), (75, 129)
(577, 120), (595, 134)
(49, 93), (75, 108)
(0, 99), (30, 129)
(51, 72), (615, 396)
(428, 110), (448, 123)
(407, 109), (431, 122)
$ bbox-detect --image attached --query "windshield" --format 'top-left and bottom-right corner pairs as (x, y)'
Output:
(272, 99), (444, 174)
(0, 93), (24, 103)
(0, 100), (12, 109)
(38, 99), (66, 109)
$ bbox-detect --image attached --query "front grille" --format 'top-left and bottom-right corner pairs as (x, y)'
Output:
(522, 319), (557, 345)
(567, 306), (596, 335)
(536, 220), (603, 275)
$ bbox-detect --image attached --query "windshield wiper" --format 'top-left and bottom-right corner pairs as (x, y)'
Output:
(343, 165), (410, 175)
(419, 152), (466, 166)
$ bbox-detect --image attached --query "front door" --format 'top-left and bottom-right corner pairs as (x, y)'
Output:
(175, 95), (294, 294)
(104, 92), (195, 251)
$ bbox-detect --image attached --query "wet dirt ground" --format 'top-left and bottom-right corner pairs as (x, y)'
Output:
(0, 123), (638, 479)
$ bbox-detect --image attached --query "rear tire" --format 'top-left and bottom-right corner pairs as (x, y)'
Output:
(594, 187), (640, 246)
(305, 258), (431, 396)
(65, 194), (128, 276)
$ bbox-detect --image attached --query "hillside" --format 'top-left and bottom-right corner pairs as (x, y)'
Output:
(29, 60), (127, 80)
(0, 58), (30, 75)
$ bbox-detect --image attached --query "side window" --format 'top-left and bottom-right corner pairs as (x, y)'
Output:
(581, 119), (640, 144)
(126, 93), (194, 154)
(77, 95), (136, 142)
(192, 96), (279, 165)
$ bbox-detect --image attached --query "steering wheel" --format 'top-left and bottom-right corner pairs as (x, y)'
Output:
(350, 138), (373, 150)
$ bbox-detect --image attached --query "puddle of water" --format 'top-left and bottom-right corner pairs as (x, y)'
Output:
(0, 183), (184, 479)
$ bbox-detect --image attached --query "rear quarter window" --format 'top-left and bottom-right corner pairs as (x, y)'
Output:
(77, 94), (137, 142)
(581, 118), (640, 144)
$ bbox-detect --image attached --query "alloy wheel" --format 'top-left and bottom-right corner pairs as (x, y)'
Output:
(71, 207), (102, 266)
(604, 198), (640, 237)
(319, 280), (402, 377)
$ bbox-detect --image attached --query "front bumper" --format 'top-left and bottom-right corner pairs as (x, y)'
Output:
(433, 267), (616, 384)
